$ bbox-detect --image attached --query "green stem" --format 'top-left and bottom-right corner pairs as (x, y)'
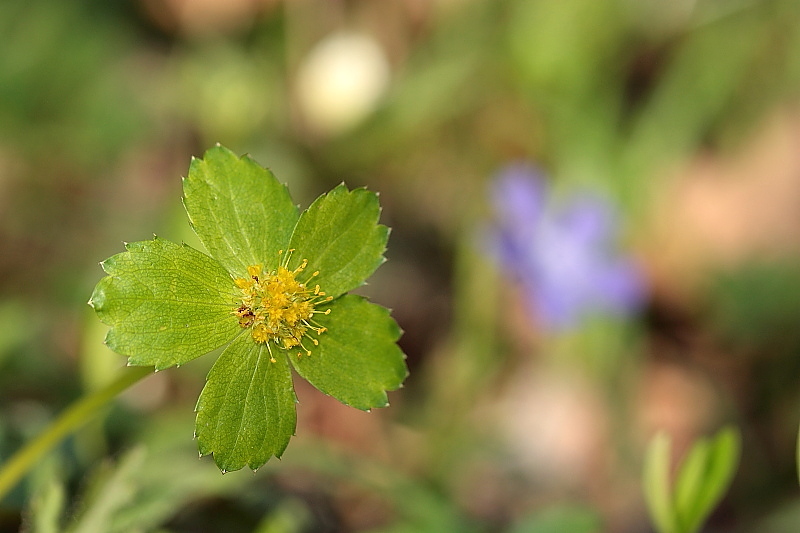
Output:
(0, 365), (152, 502)
(797, 421), (800, 486)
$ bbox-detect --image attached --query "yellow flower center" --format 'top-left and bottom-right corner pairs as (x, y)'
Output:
(233, 251), (332, 361)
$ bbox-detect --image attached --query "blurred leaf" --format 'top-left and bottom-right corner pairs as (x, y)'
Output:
(673, 439), (711, 528)
(339, 0), (493, 165)
(752, 497), (800, 533)
(0, 301), (35, 369)
(252, 498), (312, 533)
(675, 427), (741, 533)
(22, 422), (251, 533)
(507, 0), (628, 99)
(508, 505), (602, 533)
(279, 443), (475, 533)
(365, 483), (477, 533)
(711, 262), (800, 348)
(643, 432), (680, 533)
(644, 428), (741, 533)
(705, 0), (800, 148)
(80, 309), (125, 392)
(506, 0), (629, 179)
(0, 0), (144, 164)
(171, 43), (281, 146)
(107, 416), (243, 532)
(624, 5), (768, 175)
(27, 479), (65, 533)
(67, 447), (145, 533)
(693, 428), (741, 527)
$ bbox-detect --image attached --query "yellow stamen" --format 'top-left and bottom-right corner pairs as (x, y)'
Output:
(232, 254), (331, 360)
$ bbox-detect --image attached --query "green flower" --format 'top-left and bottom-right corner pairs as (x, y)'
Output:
(89, 145), (408, 472)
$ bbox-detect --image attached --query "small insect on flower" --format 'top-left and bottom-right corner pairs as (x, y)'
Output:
(91, 144), (407, 472)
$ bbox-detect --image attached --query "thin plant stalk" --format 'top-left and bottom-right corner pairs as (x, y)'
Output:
(0, 365), (152, 501)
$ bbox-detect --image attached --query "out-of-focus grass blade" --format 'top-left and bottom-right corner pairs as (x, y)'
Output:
(28, 479), (65, 533)
(674, 438), (710, 531)
(508, 505), (602, 533)
(679, 427), (741, 533)
(643, 432), (680, 533)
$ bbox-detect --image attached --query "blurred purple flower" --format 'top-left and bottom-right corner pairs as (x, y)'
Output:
(488, 163), (645, 330)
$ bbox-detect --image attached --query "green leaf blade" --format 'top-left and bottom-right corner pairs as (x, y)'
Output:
(643, 432), (680, 533)
(195, 332), (298, 472)
(290, 295), (407, 411)
(89, 237), (240, 370)
(681, 427), (740, 533)
(288, 185), (388, 299)
(183, 144), (300, 278)
(29, 480), (66, 533)
(674, 439), (711, 532)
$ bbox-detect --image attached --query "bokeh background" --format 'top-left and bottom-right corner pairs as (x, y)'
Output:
(2, 0), (800, 531)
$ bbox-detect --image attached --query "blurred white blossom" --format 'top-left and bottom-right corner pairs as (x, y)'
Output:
(296, 32), (390, 135)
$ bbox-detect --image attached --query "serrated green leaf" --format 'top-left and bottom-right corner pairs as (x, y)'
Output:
(91, 145), (408, 474)
(679, 427), (740, 533)
(90, 237), (240, 370)
(183, 144), (299, 277)
(288, 185), (388, 299)
(196, 332), (298, 472)
(290, 295), (407, 411)
(643, 432), (680, 533)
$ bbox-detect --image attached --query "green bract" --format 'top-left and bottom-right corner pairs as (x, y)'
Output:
(89, 144), (408, 472)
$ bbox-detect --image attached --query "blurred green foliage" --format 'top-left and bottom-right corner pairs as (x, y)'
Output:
(0, 0), (146, 166)
(2, 0), (800, 531)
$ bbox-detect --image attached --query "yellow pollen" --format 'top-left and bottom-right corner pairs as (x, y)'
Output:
(233, 256), (331, 358)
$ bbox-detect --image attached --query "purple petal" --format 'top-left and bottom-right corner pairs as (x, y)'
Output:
(492, 163), (547, 229)
(595, 259), (646, 314)
(486, 162), (647, 331)
(556, 194), (616, 246)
